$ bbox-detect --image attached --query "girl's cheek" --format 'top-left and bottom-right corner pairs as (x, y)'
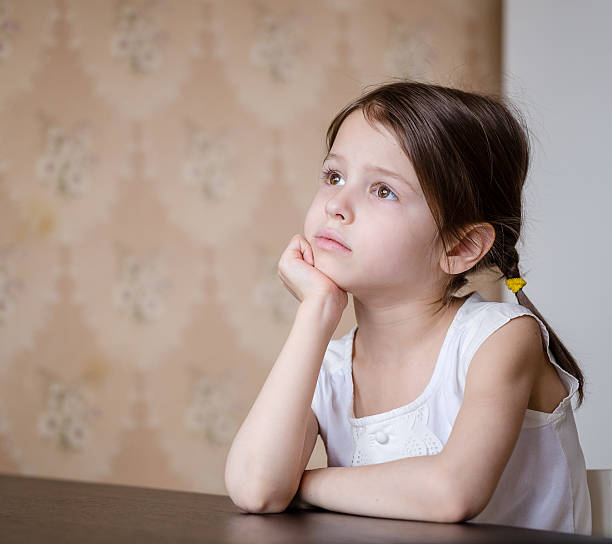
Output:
(303, 206), (318, 239)
(307, 193), (326, 216)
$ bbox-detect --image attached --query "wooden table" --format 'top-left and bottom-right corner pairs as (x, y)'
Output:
(1, 473), (610, 543)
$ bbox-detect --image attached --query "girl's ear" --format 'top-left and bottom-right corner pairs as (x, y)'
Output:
(439, 223), (496, 275)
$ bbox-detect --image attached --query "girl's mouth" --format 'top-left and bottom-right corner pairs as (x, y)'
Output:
(314, 237), (352, 253)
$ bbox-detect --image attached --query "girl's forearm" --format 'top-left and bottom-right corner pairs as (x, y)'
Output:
(224, 298), (339, 512)
(297, 454), (466, 523)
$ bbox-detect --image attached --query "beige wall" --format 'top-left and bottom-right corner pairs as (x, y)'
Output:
(0, 0), (502, 494)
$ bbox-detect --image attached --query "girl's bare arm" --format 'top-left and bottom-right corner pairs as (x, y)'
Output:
(226, 233), (347, 512)
(224, 297), (339, 513)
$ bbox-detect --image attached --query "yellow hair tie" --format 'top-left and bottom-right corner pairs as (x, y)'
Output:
(505, 277), (526, 293)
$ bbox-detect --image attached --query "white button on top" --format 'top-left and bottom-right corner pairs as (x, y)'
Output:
(375, 431), (388, 444)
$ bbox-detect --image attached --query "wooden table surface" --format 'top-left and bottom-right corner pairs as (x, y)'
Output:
(1, 473), (610, 543)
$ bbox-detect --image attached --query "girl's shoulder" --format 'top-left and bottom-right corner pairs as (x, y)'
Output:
(456, 291), (545, 352)
(452, 291), (547, 347)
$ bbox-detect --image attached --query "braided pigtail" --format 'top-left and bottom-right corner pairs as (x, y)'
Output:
(500, 246), (585, 408)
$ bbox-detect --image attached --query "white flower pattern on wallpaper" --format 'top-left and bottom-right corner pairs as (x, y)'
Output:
(185, 374), (239, 446)
(249, 9), (301, 83)
(35, 123), (96, 199)
(210, 1), (340, 127)
(113, 252), (171, 323)
(0, 244), (60, 372)
(37, 382), (99, 451)
(149, 116), (272, 248)
(181, 129), (235, 201)
(68, 222), (207, 370)
(0, 344), (136, 480)
(109, 2), (167, 74)
(142, 361), (251, 492)
(65, 0), (202, 121)
(0, 1), (19, 62)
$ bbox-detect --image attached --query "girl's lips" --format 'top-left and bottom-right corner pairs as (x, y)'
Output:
(314, 236), (352, 253)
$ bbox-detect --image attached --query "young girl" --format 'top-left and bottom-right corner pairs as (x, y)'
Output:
(224, 80), (591, 535)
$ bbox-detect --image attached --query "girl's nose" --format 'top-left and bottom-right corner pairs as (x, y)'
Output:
(325, 194), (352, 222)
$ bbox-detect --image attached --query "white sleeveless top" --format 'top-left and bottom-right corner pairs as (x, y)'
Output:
(310, 291), (591, 535)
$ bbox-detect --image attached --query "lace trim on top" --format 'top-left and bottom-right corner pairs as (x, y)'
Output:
(350, 402), (444, 466)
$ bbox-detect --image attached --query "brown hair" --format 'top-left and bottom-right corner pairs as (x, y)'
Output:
(325, 79), (585, 407)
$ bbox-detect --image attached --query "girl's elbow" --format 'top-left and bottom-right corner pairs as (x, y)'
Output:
(225, 463), (294, 513)
(230, 492), (268, 514)
(442, 485), (488, 524)
(225, 475), (292, 514)
(434, 469), (482, 523)
(230, 491), (290, 514)
(442, 496), (474, 524)
(225, 479), (267, 513)
(433, 492), (470, 524)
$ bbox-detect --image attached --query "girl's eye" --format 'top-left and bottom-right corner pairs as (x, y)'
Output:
(324, 169), (344, 186)
(321, 168), (398, 201)
(374, 184), (398, 201)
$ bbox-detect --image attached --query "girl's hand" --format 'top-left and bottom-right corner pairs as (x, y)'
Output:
(278, 234), (348, 317)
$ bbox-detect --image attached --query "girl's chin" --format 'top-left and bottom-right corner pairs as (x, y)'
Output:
(313, 266), (353, 292)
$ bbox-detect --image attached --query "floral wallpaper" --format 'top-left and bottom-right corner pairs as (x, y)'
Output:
(0, 0), (502, 494)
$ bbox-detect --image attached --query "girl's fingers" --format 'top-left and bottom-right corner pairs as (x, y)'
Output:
(292, 235), (312, 266)
(289, 235), (305, 259)
(301, 238), (313, 266)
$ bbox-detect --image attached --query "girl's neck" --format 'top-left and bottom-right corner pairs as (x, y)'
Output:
(352, 294), (469, 369)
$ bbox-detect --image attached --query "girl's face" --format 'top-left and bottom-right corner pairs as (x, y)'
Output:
(303, 109), (445, 300)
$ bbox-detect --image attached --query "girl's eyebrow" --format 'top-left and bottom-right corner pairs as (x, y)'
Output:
(323, 152), (416, 190)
